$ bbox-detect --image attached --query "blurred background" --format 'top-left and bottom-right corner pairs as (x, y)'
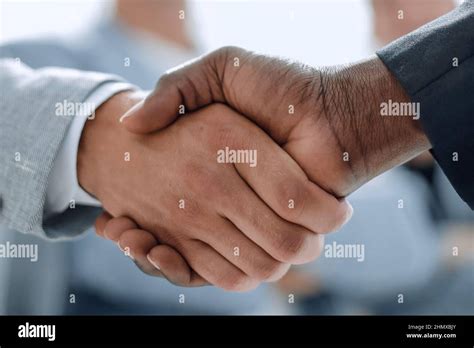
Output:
(0, 0), (472, 315)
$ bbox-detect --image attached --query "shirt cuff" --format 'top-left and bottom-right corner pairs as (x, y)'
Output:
(45, 82), (135, 216)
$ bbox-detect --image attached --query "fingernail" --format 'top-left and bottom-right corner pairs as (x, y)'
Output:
(147, 254), (161, 270)
(345, 202), (354, 224)
(120, 99), (144, 123)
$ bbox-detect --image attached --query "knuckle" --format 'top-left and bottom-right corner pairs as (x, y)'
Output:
(284, 234), (308, 262)
(293, 234), (324, 265)
(273, 232), (308, 263)
(214, 46), (243, 60)
(210, 46), (248, 80)
(266, 263), (292, 282)
(219, 273), (256, 292)
(218, 274), (242, 291)
(295, 234), (324, 264)
(273, 231), (325, 265)
(274, 180), (308, 222)
(255, 260), (288, 282)
(319, 201), (352, 233)
(156, 71), (175, 88)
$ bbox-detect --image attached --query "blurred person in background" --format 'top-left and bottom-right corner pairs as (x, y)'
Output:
(0, 0), (276, 315)
(274, 0), (473, 315)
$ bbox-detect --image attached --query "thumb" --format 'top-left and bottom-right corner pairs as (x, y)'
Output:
(119, 91), (179, 134)
(119, 53), (225, 134)
(120, 46), (307, 142)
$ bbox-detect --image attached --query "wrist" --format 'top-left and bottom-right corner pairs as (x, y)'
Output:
(77, 91), (144, 199)
(323, 56), (431, 194)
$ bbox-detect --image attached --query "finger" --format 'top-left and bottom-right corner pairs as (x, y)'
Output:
(221, 105), (353, 234)
(117, 229), (163, 277)
(178, 239), (259, 292)
(103, 216), (138, 242)
(147, 245), (209, 287)
(101, 217), (208, 287)
(205, 216), (291, 282)
(220, 174), (326, 265)
(118, 229), (208, 286)
(95, 211), (113, 238)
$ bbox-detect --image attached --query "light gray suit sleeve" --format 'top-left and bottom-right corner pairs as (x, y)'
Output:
(0, 59), (124, 240)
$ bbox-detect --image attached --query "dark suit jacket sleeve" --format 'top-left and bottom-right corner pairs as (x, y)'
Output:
(376, 0), (474, 209)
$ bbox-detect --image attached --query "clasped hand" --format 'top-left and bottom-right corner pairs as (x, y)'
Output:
(84, 47), (355, 291)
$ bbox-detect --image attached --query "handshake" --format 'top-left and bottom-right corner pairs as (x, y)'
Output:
(81, 47), (429, 291)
